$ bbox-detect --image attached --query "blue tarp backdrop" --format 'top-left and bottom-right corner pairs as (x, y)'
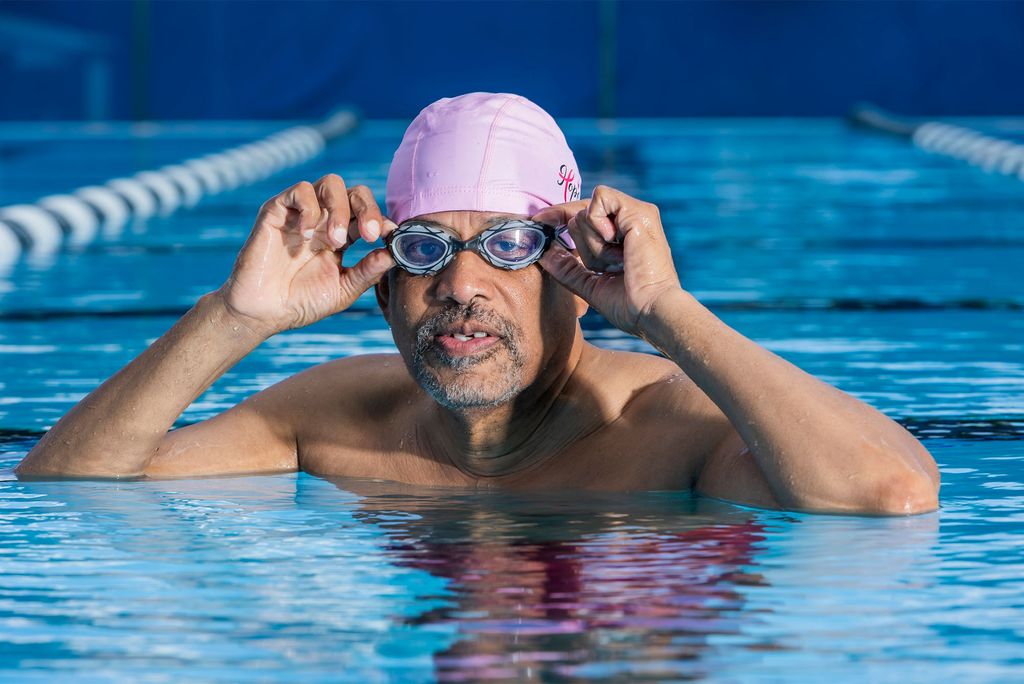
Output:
(1, 0), (1023, 120)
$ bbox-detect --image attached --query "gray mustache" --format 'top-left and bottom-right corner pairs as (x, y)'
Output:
(409, 303), (528, 408)
(414, 304), (517, 346)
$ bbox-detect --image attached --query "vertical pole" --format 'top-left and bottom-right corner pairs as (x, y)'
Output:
(598, 0), (617, 119)
(85, 59), (111, 121)
(132, 0), (150, 120)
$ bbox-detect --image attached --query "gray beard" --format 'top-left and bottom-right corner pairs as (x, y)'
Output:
(411, 304), (526, 410)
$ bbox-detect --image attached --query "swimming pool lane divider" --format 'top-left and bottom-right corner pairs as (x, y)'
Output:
(0, 109), (357, 267)
(850, 103), (1024, 177)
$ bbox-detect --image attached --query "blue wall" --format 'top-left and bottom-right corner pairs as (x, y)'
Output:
(2, 0), (1023, 120)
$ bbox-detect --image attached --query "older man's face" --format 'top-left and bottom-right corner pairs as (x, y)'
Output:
(379, 211), (582, 410)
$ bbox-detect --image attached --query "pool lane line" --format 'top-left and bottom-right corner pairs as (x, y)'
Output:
(0, 110), (357, 267)
(850, 103), (1024, 176)
(74, 235), (1024, 256)
(0, 296), (1020, 323)
(3, 419), (1022, 444)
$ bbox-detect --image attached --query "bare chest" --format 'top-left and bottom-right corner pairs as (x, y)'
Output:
(297, 416), (701, 492)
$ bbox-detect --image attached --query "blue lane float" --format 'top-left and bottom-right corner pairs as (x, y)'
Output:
(0, 111), (356, 266)
(849, 103), (1024, 178)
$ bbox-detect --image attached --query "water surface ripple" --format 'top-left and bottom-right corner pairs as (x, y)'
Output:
(1, 119), (1022, 681)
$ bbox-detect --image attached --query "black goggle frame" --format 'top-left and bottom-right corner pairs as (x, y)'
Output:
(385, 219), (572, 276)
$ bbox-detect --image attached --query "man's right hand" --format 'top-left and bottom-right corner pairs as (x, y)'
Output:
(216, 175), (396, 339)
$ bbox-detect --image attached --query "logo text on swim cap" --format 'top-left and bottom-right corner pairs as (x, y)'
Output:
(557, 165), (580, 203)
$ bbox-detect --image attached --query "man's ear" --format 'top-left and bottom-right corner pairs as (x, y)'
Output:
(375, 272), (391, 322)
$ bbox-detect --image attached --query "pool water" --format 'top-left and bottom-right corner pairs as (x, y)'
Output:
(0, 119), (1022, 681)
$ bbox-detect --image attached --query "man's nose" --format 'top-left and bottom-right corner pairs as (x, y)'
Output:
(432, 250), (495, 305)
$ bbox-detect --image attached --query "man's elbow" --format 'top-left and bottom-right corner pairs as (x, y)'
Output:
(872, 470), (940, 516)
(14, 454), (144, 481)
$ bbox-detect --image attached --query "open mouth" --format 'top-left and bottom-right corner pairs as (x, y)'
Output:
(434, 327), (502, 356)
(442, 331), (491, 342)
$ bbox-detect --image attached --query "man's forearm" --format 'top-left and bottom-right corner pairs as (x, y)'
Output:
(16, 291), (266, 478)
(643, 290), (939, 513)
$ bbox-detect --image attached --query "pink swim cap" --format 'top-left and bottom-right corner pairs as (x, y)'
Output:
(385, 92), (583, 225)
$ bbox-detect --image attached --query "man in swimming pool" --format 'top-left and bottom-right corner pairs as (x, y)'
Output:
(16, 93), (940, 515)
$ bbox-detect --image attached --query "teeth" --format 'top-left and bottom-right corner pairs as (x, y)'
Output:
(447, 331), (490, 342)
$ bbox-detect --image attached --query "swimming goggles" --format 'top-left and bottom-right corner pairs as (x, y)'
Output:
(385, 219), (573, 276)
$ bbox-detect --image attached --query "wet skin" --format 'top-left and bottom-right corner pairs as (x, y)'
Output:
(16, 176), (940, 515)
(231, 208), (738, 494)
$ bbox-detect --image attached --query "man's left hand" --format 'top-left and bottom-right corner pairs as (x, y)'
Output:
(533, 185), (682, 338)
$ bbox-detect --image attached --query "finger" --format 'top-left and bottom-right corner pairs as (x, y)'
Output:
(337, 248), (396, 309)
(531, 199), (590, 227)
(381, 217), (399, 239)
(313, 174), (350, 249)
(262, 181), (321, 239)
(566, 214), (601, 268)
(347, 185), (385, 243)
(583, 186), (624, 243)
(539, 243), (603, 303)
(591, 185), (668, 247)
(571, 209), (624, 273)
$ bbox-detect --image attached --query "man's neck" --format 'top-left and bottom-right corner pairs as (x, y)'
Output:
(423, 338), (589, 479)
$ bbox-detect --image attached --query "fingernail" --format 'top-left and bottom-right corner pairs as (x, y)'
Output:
(383, 219), (398, 233)
(365, 219), (381, 242)
(331, 227), (346, 245)
(301, 228), (315, 239)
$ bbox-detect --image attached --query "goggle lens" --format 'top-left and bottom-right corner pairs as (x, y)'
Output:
(392, 232), (450, 269)
(482, 227), (546, 264)
(387, 220), (564, 275)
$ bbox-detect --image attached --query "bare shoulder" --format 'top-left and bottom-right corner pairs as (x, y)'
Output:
(275, 352), (411, 392)
(572, 343), (736, 487)
(252, 353), (415, 420)
(580, 344), (701, 407)
(574, 343), (728, 436)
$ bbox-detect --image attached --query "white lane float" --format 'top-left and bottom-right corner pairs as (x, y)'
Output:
(0, 219), (22, 268)
(74, 185), (131, 238)
(0, 109), (356, 261)
(135, 171), (183, 216)
(0, 204), (64, 255)
(911, 120), (1024, 179)
(202, 153), (243, 191)
(159, 165), (204, 208)
(184, 158), (224, 195)
(37, 194), (100, 246)
(106, 177), (158, 221)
